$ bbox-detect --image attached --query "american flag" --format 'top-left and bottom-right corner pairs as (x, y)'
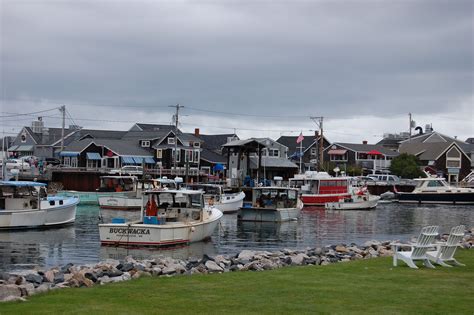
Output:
(296, 132), (304, 144)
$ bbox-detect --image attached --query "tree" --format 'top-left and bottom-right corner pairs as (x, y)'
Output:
(389, 153), (425, 179)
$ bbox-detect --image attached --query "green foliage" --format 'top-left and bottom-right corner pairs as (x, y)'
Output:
(347, 165), (363, 176)
(390, 153), (425, 179)
(2, 251), (473, 314)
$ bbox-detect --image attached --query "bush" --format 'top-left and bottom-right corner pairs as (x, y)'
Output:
(390, 153), (425, 179)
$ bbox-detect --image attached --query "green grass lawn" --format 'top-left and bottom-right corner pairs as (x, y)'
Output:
(1, 250), (473, 314)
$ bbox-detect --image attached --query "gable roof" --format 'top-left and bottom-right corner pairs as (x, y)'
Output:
(201, 148), (227, 164)
(326, 143), (399, 156)
(399, 131), (466, 146)
(277, 135), (329, 154)
(64, 138), (153, 156)
(131, 123), (175, 132)
(196, 134), (238, 151)
(77, 129), (126, 140)
(399, 141), (470, 161)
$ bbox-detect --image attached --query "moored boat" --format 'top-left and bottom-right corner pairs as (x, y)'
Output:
(98, 189), (223, 247)
(0, 181), (79, 229)
(397, 177), (474, 205)
(185, 183), (245, 213)
(290, 171), (351, 206)
(325, 187), (380, 210)
(237, 187), (302, 222)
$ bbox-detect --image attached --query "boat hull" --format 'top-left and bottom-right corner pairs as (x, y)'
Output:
(325, 196), (380, 210)
(98, 196), (141, 210)
(56, 191), (130, 205)
(212, 192), (245, 213)
(0, 197), (79, 229)
(301, 193), (352, 206)
(237, 207), (301, 222)
(397, 192), (474, 205)
(98, 209), (223, 247)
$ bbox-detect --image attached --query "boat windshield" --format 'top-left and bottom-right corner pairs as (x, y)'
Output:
(187, 185), (220, 195)
(0, 185), (37, 198)
(427, 180), (449, 188)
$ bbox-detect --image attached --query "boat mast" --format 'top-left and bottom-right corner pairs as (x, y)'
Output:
(170, 104), (183, 174)
(60, 105), (66, 152)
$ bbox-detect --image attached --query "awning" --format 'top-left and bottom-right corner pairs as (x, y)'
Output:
(16, 145), (34, 152)
(86, 152), (101, 160)
(133, 157), (144, 164)
(7, 145), (19, 151)
(121, 156), (136, 164)
(59, 151), (80, 157)
(367, 150), (383, 155)
(328, 149), (347, 155)
(144, 157), (155, 164)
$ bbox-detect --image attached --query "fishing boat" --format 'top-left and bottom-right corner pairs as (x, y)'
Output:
(98, 178), (178, 210)
(397, 177), (474, 205)
(185, 183), (245, 213)
(98, 189), (223, 247)
(237, 187), (302, 222)
(0, 181), (79, 229)
(289, 171), (351, 206)
(325, 187), (380, 210)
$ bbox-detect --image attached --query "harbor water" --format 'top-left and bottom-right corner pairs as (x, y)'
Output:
(0, 203), (472, 272)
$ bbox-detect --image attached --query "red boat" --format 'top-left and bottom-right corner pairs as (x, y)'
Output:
(290, 172), (351, 206)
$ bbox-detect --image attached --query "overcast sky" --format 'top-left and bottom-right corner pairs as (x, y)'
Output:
(1, 0), (473, 143)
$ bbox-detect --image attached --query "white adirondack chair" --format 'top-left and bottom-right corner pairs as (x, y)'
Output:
(426, 225), (465, 267)
(391, 226), (439, 269)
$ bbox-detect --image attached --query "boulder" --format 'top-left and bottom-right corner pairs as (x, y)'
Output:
(205, 260), (224, 273)
(25, 273), (43, 285)
(35, 283), (52, 294)
(44, 270), (55, 283)
(18, 283), (35, 296)
(0, 284), (21, 301)
(291, 253), (308, 265)
(335, 245), (349, 253)
(1, 295), (26, 302)
(237, 250), (255, 264)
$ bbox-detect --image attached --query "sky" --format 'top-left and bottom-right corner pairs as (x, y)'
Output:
(1, 0), (473, 143)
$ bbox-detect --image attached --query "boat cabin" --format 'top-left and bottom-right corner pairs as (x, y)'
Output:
(251, 187), (299, 209)
(0, 181), (46, 210)
(97, 176), (138, 193)
(142, 190), (207, 224)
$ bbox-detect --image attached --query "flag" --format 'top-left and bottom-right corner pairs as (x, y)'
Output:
(296, 132), (304, 144)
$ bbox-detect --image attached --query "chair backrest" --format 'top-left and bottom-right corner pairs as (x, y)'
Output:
(412, 225), (439, 259)
(439, 225), (465, 260)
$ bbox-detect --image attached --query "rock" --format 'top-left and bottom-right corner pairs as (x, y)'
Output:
(18, 283), (35, 296)
(259, 258), (277, 270)
(85, 272), (97, 283)
(54, 273), (65, 284)
(99, 276), (112, 285)
(0, 272), (10, 281)
(161, 266), (176, 275)
(120, 263), (135, 272)
(35, 283), (52, 294)
(1, 295), (26, 302)
(214, 255), (231, 266)
(291, 253), (308, 265)
(105, 269), (123, 278)
(0, 284), (21, 300)
(44, 270), (55, 283)
(122, 272), (131, 281)
(25, 273), (43, 285)
(151, 267), (162, 276)
(61, 263), (74, 274)
(364, 240), (381, 248)
(205, 260), (224, 273)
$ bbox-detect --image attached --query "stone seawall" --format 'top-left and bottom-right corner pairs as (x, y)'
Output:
(1, 228), (472, 302)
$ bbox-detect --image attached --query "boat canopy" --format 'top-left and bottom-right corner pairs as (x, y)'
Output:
(0, 181), (46, 187)
(144, 189), (203, 195)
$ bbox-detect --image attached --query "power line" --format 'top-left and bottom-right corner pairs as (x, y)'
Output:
(185, 106), (308, 119)
(0, 107), (61, 118)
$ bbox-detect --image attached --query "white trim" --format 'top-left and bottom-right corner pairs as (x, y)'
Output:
(423, 133), (447, 143)
(435, 142), (471, 161)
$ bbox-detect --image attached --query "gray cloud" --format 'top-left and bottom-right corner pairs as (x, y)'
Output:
(1, 0), (473, 141)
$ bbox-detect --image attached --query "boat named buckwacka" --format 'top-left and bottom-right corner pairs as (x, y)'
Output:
(99, 189), (223, 247)
(396, 177), (474, 205)
(0, 181), (79, 229)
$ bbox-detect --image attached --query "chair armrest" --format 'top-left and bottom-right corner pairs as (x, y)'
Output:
(390, 242), (414, 251)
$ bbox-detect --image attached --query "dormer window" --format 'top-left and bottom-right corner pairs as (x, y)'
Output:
(21, 133), (27, 143)
(193, 142), (200, 148)
(168, 137), (175, 145)
(141, 140), (150, 148)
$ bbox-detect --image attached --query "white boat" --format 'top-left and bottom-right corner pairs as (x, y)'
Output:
(98, 178), (177, 210)
(397, 177), (474, 205)
(325, 188), (380, 210)
(237, 187), (302, 222)
(0, 181), (79, 229)
(99, 189), (223, 247)
(185, 183), (245, 213)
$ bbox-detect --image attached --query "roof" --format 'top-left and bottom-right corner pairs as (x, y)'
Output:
(399, 131), (466, 146)
(0, 181), (46, 187)
(133, 123), (176, 132)
(222, 139), (263, 148)
(327, 143), (399, 156)
(25, 127), (77, 146)
(201, 148), (227, 164)
(276, 135), (328, 153)
(249, 157), (298, 169)
(197, 134), (238, 151)
(121, 130), (170, 140)
(63, 139), (153, 157)
(78, 129), (126, 140)
(399, 142), (470, 161)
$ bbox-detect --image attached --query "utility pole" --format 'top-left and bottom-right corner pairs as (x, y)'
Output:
(310, 116), (324, 171)
(60, 105), (66, 152)
(169, 104), (183, 174)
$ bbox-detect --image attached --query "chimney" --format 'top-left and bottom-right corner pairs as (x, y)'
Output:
(194, 128), (200, 136)
(362, 140), (368, 145)
(314, 131), (319, 137)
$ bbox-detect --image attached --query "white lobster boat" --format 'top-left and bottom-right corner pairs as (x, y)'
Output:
(185, 184), (245, 213)
(0, 181), (79, 229)
(237, 187), (302, 222)
(99, 189), (223, 247)
(325, 193), (380, 210)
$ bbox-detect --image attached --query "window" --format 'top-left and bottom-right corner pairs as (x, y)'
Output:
(446, 146), (461, 169)
(201, 166), (211, 174)
(174, 149), (180, 162)
(330, 154), (347, 161)
(311, 148), (317, 156)
(168, 137), (175, 145)
(193, 142), (200, 148)
(187, 150), (193, 162)
(156, 149), (162, 159)
(193, 150), (200, 163)
(21, 133), (27, 143)
(268, 149), (279, 157)
(141, 140), (150, 148)
(63, 157), (70, 166)
(71, 157), (78, 168)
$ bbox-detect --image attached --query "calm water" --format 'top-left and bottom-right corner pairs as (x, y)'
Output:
(0, 203), (472, 272)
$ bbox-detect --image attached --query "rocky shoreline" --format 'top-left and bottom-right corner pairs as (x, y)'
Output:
(1, 229), (472, 303)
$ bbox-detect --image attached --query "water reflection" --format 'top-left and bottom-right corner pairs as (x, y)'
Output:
(0, 203), (473, 272)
